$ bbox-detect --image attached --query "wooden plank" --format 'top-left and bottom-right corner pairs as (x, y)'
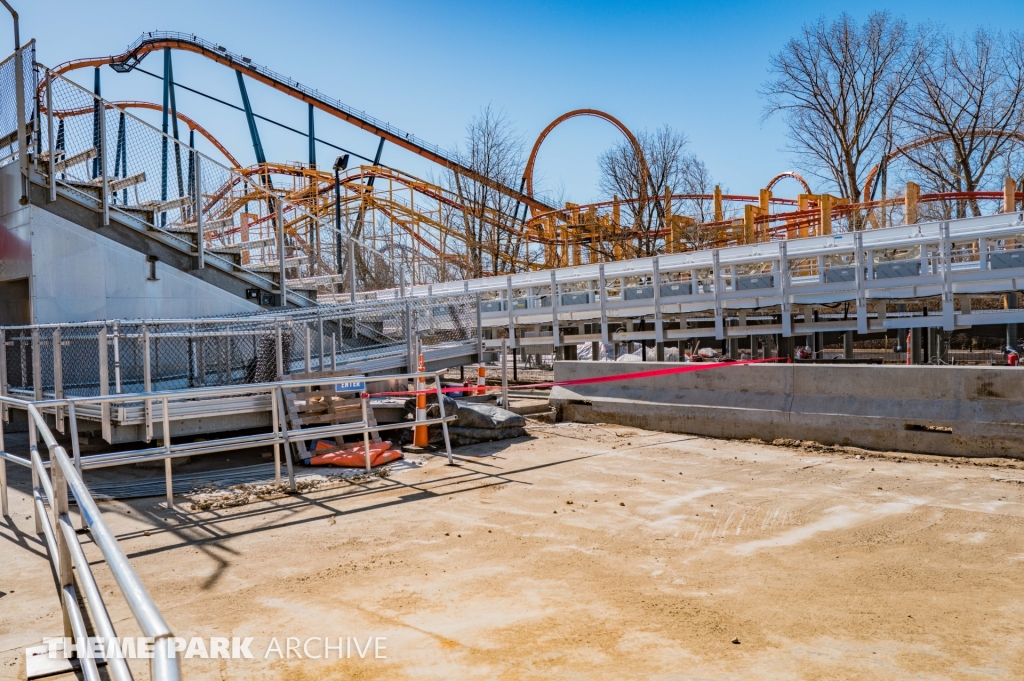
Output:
(365, 402), (383, 444)
(292, 389), (340, 400)
(293, 412), (364, 427)
(54, 147), (96, 172)
(281, 368), (381, 451)
(327, 406), (362, 417)
(295, 401), (329, 414)
(328, 397), (362, 408)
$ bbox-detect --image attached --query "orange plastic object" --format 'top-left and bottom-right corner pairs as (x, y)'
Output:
(303, 441), (402, 468)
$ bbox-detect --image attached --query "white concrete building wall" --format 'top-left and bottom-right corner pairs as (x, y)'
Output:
(25, 206), (259, 323)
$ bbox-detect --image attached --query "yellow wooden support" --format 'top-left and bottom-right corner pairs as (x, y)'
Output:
(713, 185), (723, 222)
(819, 194), (833, 235)
(669, 215), (695, 252)
(905, 181), (920, 225)
(743, 204), (760, 244)
(586, 206), (599, 263)
(797, 194), (814, 237)
(561, 224), (569, 267)
(759, 188), (772, 241)
(543, 218), (554, 267)
(797, 193), (818, 211)
(664, 186), (674, 253)
(1005, 177), (1017, 213)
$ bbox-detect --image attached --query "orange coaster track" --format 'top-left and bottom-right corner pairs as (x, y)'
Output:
(44, 34), (1024, 292)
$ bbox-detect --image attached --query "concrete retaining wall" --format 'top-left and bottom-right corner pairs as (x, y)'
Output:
(549, 361), (1024, 458)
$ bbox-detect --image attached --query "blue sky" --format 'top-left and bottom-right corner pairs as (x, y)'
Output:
(19, 0), (1024, 203)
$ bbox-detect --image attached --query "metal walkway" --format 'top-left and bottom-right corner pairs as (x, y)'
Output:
(371, 212), (1024, 347)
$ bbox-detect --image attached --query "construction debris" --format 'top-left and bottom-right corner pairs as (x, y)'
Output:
(186, 466), (396, 511)
(402, 395), (528, 446)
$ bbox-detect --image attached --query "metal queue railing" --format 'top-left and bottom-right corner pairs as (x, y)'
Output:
(0, 294), (480, 413)
(1, 394), (180, 681)
(0, 369), (456, 680)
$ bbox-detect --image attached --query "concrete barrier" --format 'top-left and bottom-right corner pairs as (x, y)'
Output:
(549, 361), (1024, 458)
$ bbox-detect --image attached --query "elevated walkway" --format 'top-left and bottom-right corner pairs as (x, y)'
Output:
(373, 211), (1024, 351)
(1, 292), (480, 444)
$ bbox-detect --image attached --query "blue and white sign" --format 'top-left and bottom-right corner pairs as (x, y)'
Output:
(334, 380), (366, 393)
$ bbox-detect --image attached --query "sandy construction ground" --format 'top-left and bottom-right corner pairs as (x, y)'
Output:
(4, 422), (1024, 680)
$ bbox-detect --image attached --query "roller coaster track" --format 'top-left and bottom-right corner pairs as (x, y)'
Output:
(51, 31), (554, 213)
(523, 108), (653, 203)
(509, 190), (1024, 283)
(39, 45), (1024, 290)
(150, 157), (539, 283)
(766, 171), (811, 193)
(225, 163), (537, 268)
(46, 99), (240, 167)
(862, 130), (1024, 199)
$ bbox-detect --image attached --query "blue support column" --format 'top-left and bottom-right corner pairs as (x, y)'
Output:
(113, 112), (126, 204)
(187, 129), (195, 212)
(91, 67), (101, 178)
(119, 115), (128, 204)
(369, 137), (385, 183)
(161, 48), (170, 226)
(235, 71), (266, 165)
(167, 54), (184, 199)
(308, 103), (316, 169)
(353, 138), (385, 239)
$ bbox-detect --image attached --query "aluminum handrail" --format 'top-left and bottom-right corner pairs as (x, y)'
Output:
(5, 368), (456, 481)
(335, 211), (1024, 346)
(393, 211), (1024, 299)
(0, 296), (420, 330)
(1, 365), (462, 680)
(27, 369), (442, 407)
(0, 293), (475, 332)
(3, 395), (181, 681)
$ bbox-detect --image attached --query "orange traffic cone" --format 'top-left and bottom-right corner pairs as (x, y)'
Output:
(476, 365), (487, 395)
(413, 354), (430, 448)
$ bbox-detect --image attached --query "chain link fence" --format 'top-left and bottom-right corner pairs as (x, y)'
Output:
(0, 41), (35, 166)
(28, 66), (395, 301)
(1, 295), (479, 400)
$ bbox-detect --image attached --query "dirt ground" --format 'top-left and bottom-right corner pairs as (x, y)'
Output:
(4, 421), (1024, 680)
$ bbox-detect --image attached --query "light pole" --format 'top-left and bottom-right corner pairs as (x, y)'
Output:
(0, 1), (27, 205)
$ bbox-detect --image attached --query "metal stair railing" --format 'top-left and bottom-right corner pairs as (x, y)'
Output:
(0, 394), (181, 681)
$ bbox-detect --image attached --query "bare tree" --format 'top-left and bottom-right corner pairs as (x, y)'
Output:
(897, 28), (1024, 218)
(762, 12), (924, 205)
(598, 126), (708, 256)
(442, 105), (526, 278)
(673, 159), (722, 250)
